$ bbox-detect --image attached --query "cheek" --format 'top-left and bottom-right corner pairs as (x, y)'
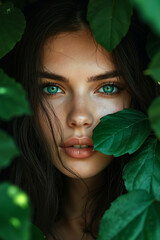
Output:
(93, 93), (131, 119)
(46, 98), (66, 123)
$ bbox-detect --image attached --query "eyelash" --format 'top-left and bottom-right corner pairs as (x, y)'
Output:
(95, 81), (124, 96)
(40, 81), (124, 96)
(40, 83), (64, 96)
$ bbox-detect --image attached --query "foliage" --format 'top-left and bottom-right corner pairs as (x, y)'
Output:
(132, 0), (160, 35)
(93, 109), (151, 156)
(123, 138), (160, 200)
(0, 1), (44, 240)
(0, 69), (31, 120)
(88, 0), (160, 239)
(0, 0), (160, 239)
(148, 97), (160, 138)
(0, 183), (31, 240)
(0, 1), (26, 58)
(87, 0), (132, 52)
(0, 129), (19, 169)
(98, 190), (160, 240)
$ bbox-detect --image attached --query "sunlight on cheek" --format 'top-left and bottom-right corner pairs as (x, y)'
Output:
(95, 95), (131, 121)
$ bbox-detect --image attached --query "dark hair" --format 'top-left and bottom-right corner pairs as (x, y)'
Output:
(7, 0), (160, 239)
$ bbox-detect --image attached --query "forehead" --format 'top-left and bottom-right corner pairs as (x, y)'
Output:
(41, 28), (115, 73)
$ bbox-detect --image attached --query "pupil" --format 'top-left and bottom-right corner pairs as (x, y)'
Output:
(104, 85), (113, 93)
(48, 86), (57, 93)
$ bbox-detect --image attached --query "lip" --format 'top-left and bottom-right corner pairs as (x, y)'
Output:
(61, 137), (94, 147)
(60, 137), (97, 159)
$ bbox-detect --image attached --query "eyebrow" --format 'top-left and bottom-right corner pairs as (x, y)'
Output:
(38, 70), (122, 83)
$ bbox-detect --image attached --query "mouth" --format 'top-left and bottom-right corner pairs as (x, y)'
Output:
(60, 145), (95, 159)
(70, 145), (92, 148)
(60, 137), (96, 159)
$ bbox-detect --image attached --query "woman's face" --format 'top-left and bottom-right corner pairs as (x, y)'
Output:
(38, 28), (131, 179)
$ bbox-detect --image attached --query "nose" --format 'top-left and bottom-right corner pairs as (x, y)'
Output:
(67, 101), (93, 129)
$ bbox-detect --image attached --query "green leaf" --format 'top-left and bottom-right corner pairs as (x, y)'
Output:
(98, 190), (160, 240)
(123, 138), (160, 201)
(148, 96), (160, 138)
(0, 69), (31, 120)
(132, 0), (160, 35)
(146, 31), (160, 59)
(0, 1), (26, 58)
(0, 129), (19, 170)
(145, 50), (160, 82)
(0, 182), (31, 240)
(92, 109), (151, 157)
(87, 0), (133, 52)
(31, 224), (45, 240)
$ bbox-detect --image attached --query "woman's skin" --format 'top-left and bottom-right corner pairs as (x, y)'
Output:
(38, 27), (131, 239)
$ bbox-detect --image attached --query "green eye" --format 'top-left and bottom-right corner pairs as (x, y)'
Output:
(99, 84), (118, 94)
(43, 85), (63, 94)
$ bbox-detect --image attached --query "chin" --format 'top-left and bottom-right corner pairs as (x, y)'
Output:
(54, 152), (114, 180)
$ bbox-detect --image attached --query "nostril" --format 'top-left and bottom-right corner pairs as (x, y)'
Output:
(67, 113), (93, 128)
(69, 120), (90, 128)
(84, 122), (90, 126)
(71, 122), (76, 127)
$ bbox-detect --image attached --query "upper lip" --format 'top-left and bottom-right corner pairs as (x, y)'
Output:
(60, 137), (94, 147)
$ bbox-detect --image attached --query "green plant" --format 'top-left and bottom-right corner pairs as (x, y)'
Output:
(0, 1), (44, 239)
(1, 0), (160, 239)
(87, 0), (160, 239)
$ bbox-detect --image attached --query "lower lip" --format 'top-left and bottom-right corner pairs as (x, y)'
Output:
(61, 147), (96, 159)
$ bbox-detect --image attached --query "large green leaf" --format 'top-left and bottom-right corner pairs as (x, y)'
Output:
(0, 182), (31, 240)
(92, 109), (151, 157)
(145, 50), (160, 83)
(148, 96), (160, 138)
(0, 69), (31, 120)
(98, 190), (160, 240)
(0, 1), (26, 58)
(123, 138), (160, 201)
(132, 0), (160, 35)
(87, 0), (133, 52)
(0, 129), (19, 170)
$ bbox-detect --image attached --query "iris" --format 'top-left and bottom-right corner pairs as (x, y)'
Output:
(47, 86), (58, 94)
(43, 85), (62, 94)
(99, 84), (118, 94)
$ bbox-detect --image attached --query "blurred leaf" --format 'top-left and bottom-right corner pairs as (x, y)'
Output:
(148, 96), (160, 138)
(0, 129), (19, 170)
(93, 109), (151, 157)
(0, 182), (31, 240)
(132, 0), (160, 35)
(31, 224), (45, 240)
(123, 138), (160, 201)
(0, 1), (26, 58)
(87, 0), (133, 52)
(145, 50), (160, 82)
(146, 31), (160, 59)
(0, 69), (31, 120)
(98, 190), (160, 240)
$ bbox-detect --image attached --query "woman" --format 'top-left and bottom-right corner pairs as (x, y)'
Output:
(9, 0), (160, 239)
